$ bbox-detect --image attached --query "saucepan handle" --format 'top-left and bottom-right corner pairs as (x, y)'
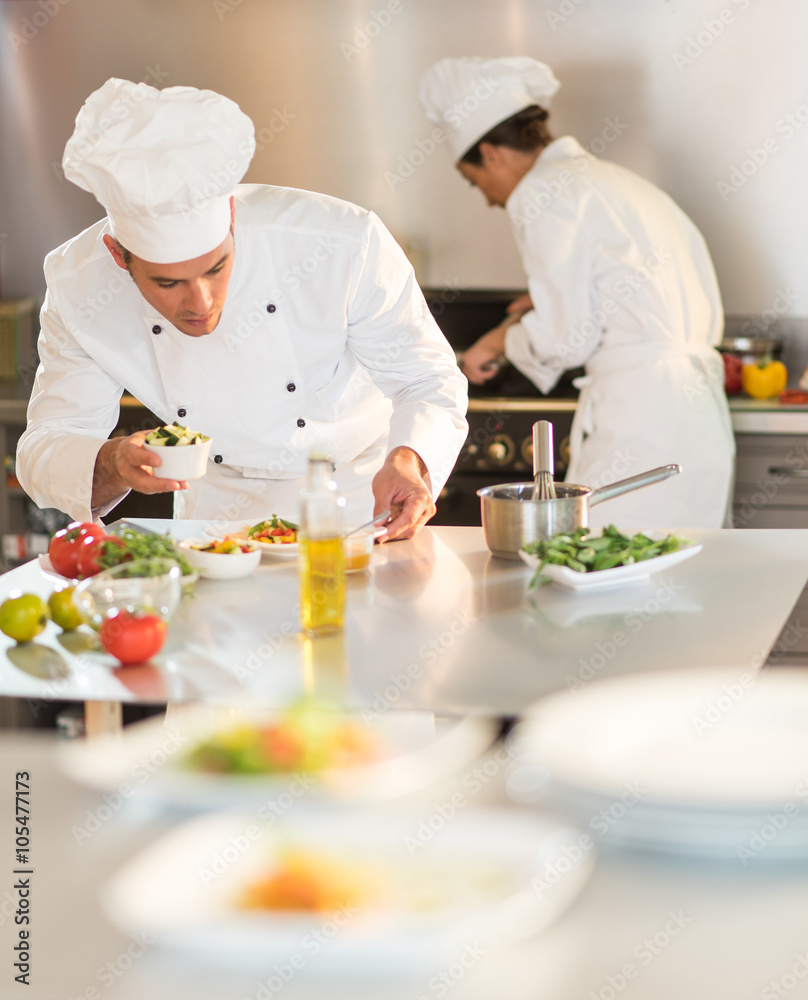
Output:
(589, 464), (682, 507)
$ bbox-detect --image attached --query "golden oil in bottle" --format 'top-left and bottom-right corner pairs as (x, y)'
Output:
(298, 454), (346, 636)
(299, 535), (345, 635)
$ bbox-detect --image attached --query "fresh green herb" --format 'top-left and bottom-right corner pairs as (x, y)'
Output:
(524, 525), (692, 588)
(97, 529), (194, 577)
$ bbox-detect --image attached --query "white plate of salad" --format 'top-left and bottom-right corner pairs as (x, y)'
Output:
(203, 516), (299, 558)
(519, 527), (702, 592)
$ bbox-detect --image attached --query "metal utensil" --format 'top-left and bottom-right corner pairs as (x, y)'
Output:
(107, 519), (162, 537)
(531, 420), (557, 501)
(478, 464), (682, 559)
(344, 509), (391, 539)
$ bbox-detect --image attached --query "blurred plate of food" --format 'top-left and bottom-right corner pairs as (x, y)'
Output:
(99, 805), (593, 975)
(58, 700), (499, 811)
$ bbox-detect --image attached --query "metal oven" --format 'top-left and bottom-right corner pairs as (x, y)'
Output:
(422, 289), (580, 527)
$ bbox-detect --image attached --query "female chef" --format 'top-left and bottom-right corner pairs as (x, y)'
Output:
(419, 57), (734, 529)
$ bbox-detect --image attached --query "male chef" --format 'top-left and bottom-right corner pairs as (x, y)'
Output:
(17, 78), (468, 540)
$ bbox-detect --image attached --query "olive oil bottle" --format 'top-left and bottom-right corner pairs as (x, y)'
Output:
(298, 454), (345, 635)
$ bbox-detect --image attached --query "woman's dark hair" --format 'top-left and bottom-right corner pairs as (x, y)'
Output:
(460, 105), (553, 166)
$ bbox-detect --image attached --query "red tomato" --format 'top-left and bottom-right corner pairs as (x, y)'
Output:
(76, 535), (126, 578)
(722, 353), (744, 395)
(69, 521), (106, 543)
(99, 611), (167, 665)
(48, 522), (106, 578)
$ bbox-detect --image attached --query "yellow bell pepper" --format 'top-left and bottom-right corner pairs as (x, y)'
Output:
(741, 360), (788, 399)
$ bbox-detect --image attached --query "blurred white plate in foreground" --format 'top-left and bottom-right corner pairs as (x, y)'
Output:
(59, 706), (498, 811)
(519, 668), (808, 859)
(100, 806), (594, 976)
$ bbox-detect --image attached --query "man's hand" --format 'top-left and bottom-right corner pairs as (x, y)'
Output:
(91, 430), (188, 510)
(371, 447), (435, 542)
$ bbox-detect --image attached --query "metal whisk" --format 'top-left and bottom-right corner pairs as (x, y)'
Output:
(531, 420), (557, 501)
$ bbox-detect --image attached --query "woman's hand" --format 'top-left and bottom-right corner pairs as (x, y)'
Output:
(507, 293), (533, 317)
(461, 324), (509, 385)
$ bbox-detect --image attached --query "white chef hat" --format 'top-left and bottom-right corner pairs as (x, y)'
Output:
(419, 57), (560, 163)
(62, 78), (256, 263)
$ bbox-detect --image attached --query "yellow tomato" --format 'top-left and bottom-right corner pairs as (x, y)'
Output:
(0, 594), (50, 643)
(48, 587), (83, 631)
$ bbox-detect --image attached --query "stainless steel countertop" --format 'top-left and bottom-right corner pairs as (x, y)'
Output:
(2, 523), (808, 714)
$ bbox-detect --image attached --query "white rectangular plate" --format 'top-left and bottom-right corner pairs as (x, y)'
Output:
(519, 538), (702, 591)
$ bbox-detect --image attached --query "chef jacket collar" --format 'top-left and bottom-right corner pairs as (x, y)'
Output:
(505, 135), (588, 213)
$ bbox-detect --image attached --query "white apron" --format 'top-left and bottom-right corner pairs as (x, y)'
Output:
(567, 342), (734, 531)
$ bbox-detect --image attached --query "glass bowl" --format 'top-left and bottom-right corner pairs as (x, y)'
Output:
(343, 527), (377, 574)
(73, 558), (183, 627)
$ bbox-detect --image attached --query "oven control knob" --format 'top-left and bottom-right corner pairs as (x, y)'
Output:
(485, 434), (514, 465)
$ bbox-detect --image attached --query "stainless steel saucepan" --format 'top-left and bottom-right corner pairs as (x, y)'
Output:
(477, 464), (682, 559)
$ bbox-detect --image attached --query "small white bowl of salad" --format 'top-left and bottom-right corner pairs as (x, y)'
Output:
(143, 424), (212, 481)
(179, 537), (262, 580)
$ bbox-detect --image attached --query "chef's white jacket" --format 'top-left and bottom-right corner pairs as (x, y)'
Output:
(17, 184), (469, 523)
(504, 137), (735, 529)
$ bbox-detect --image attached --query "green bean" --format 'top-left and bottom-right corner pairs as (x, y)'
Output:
(524, 524), (692, 587)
